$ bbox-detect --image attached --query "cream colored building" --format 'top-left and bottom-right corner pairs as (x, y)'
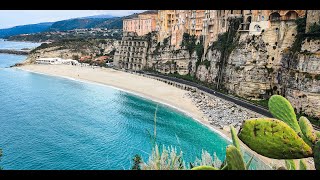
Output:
(123, 13), (158, 36)
(114, 32), (148, 71)
(157, 10), (176, 43)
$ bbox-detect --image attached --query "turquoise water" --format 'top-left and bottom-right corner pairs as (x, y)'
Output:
(0, 39), (41, 50)
(0, 41), (269, 170)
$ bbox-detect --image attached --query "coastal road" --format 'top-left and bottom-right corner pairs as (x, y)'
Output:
(141, 71), (273, 117)
(139, 71), (320, 131)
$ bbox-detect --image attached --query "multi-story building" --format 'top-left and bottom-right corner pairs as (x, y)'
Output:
(195, 10), (205, 37)
(123, 13), (158, 36)
(171, 10), (191, 49)
(113, 32), (148, 71)
(157, 10), (176, 43)
(237, 10), (305, 35)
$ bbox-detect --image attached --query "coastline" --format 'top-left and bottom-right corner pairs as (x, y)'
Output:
(18, 66), (230, 139)
(1, 38), (47, 44)
(15, 64), (287, 169)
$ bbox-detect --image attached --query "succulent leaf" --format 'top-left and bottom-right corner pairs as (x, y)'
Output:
(230, 125), (241, 151)
(285, 159), (296, 170)
(238, 118), (313, 159)
(191, 166), (218, 170)
(226, 145), (246, 170)
(314, 141), (320, 170)
(246, 156), (254, 170)
(299, 159), (307, 170)
(268, 95), (301, 133)
(316, 131), (320, 139)
(299, 116), (317, 144)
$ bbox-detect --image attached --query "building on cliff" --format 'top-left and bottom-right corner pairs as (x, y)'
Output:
(157, 10), (176, 44)
(113, 32), (149, 71)
(123, 12), (158, 36)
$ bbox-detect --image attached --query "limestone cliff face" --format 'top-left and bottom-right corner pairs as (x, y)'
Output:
(280, 39), (320, 118)
(25, 46), (82, 64)
(25, 40), (116, 64)
(195, 48), (221, 83)
(147, 35), (195, 75)
(223, 21), (298, 99)
(224, 34), (270, 99)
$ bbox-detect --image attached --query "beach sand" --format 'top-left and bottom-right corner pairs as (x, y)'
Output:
(17, 64), (301, 169)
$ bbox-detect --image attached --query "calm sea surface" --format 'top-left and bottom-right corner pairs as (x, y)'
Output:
(0, 40), (268, 170)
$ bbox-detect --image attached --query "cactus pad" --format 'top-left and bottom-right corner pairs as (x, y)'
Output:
(299, 159), (307, 170)
(226, 145), (246, 170)
(268, 95), (301, 133)
(316, 131), (320, 139)
(299, 116), (317, 144)
(191, 166), (218, 170)
(314, 141), (320, 170)
(230, 125), (241, 151)
(285, 159), (296, 170)
(238, 118), (313, 159)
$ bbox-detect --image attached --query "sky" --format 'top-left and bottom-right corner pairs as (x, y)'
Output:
(0, 10), (145, 29)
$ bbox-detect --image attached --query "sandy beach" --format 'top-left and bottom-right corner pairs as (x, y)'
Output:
(18, 64), (210, 130)
(17, 64), (302, 169)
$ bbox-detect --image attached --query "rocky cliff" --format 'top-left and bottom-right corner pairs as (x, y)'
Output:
(148, 17), (320, 120)
(23, 39), (116, 64)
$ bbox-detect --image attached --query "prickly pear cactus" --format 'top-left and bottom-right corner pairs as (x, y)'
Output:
(226, 145), (246, 170)
(299, 159), (307, 170)
(285, 160), (296, 170)
(230, 125), (241, 151)
(299, 116), (318, 144)
(268, 95), (301, 133)
(314, 141), (320, 170)
(191, 166), (218, 170)
(316, 131), (320, 139)
(238, 118), (313, 159)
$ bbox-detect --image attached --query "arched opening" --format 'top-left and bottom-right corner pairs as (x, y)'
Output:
(269, 12), (281, 21)
(284, 11), (299, 20)
(246, 16), (252, 23)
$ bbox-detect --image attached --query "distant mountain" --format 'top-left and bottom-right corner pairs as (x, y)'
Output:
(80, 14), (114, 19)
(47, 17), (123, 32)
(1, 10), (156, 39)
(0, 22), (53, 38)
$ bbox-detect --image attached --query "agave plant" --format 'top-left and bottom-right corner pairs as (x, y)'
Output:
(238, 95), (320, 170)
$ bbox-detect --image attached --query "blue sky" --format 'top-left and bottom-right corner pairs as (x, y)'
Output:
(0, 10), (145, 29)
